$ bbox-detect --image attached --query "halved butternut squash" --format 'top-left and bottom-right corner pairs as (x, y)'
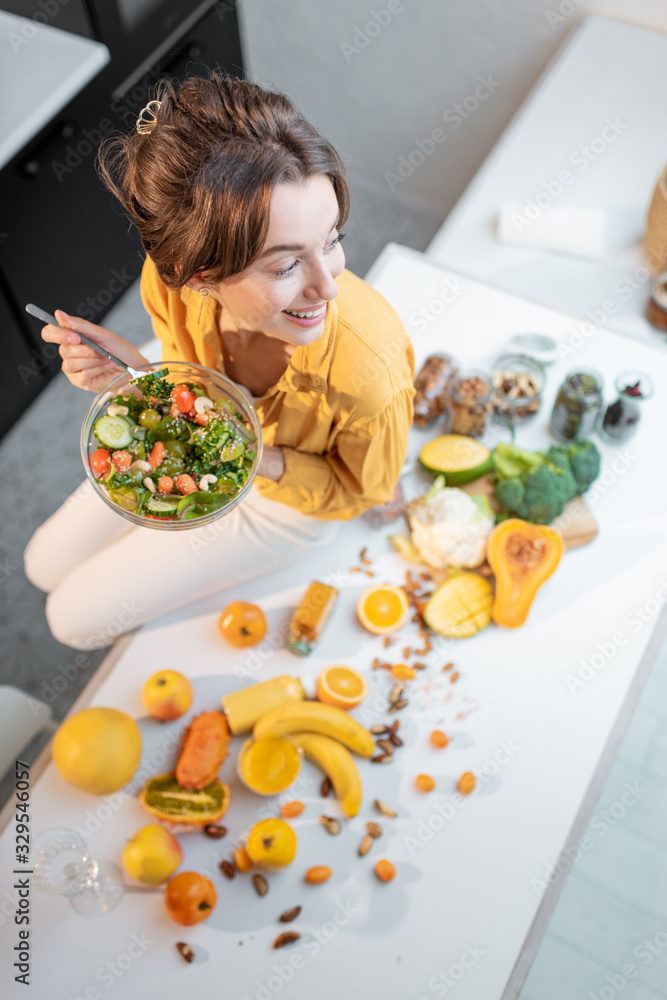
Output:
(487, 519), (564, 628)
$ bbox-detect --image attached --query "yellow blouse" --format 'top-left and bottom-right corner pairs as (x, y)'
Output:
(139, 256), (415, 520)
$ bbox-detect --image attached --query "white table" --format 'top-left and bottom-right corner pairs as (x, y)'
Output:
(0, 11), (110, 171)
(426, 14), (667, 347)
(2, 245), (667, 1000)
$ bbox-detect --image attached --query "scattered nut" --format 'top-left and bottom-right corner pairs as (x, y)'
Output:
(203, 824), (227, 839)
(219, 860), (235, 879)
(450, 671), (460, 683)
(371, 753), (393, 763)
(176, 941), (194, 963)
(366, 822), (382, 839)
(320, 815), (341, 836)
(389, 720), (400, 734)
(388, 683), (404, 705)
(376, 739), (395, 755)
(320, 776), (332, 798)
(374, 799), (397, 818)
(358, 833), (374, 856)
(279, 906), (302, 923)
(390, 732), (404, 747)
(387, 698), (408, 713)
(382, 636), (392, 648)
(252, 873), (269, 897)
(273, 932), (301, 949)
(413, 661), (426, 670)
(370, 724), (389, 735)
(442, 662), (454, 672)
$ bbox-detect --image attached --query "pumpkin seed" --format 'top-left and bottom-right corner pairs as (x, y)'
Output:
(319, 815), (341, 836)
(358, 833), (373, 856)
(376, 739), (394, 755)
(176, 942), (194, 963)
(373, 799), (397, 818)
(279, 906), (302, 923)
(273, 932), (300, 949)
(252, 874), (269, 897)
(219, 860), (235, 879)
(366, 822), (382, 839)
(388, 698), (408, 713)
(203, 824), (227, 839)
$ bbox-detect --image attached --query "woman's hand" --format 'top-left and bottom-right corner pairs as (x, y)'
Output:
(40, 309), (150, 393)
(257, 445), (285, 482)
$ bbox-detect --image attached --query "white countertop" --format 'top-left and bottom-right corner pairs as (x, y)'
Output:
(426, 14), (667, 348)
(3, 246), (667, 1000)
(0, 11), (109, 171)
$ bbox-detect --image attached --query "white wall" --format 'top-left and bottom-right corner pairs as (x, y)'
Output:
(237, 0), (667, 233)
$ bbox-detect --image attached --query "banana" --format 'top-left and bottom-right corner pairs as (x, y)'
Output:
(253, 701), (374, 758)
(291, 732), (362, 818)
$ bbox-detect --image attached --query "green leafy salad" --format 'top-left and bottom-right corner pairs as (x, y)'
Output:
(88, 368), (258, 522)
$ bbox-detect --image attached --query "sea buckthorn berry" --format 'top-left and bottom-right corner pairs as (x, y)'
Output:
(415, 773), (436, 792)
(305, 866), (332, 884)
(391, 663), (416, 681)
(430, 730), (449, 749)
(374, 859), (396, 882)
(233, 847), (252, 872)
(458, 771), (476, 795)
(280, 801), (305, 819)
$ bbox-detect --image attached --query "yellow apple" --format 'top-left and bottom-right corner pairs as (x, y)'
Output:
(142, 670), (193, 721)
(122, 823), (183, 886)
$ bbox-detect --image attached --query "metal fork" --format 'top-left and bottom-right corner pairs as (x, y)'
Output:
(25, 303), (147, 380)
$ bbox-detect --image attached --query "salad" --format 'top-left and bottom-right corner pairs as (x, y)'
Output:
(88, 368), (258, 522)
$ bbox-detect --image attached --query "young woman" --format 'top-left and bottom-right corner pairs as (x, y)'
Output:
(24, 73), (415, 650)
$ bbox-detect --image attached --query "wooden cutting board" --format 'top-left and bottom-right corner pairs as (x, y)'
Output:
(460, 473), (598, 551)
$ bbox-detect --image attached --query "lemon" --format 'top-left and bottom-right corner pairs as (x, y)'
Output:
(52, 707), (141, 795)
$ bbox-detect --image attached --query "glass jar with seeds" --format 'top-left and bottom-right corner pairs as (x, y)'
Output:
(550, 368), (603, 441)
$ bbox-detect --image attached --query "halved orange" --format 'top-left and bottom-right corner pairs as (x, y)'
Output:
(356, 584), (409, 635)
(316, 666), (368, 710)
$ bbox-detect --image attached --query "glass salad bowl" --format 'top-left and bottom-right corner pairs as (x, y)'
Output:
(81, 362), (263, 530)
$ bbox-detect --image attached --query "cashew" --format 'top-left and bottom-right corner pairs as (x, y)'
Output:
(194, 395), (214, 415)
(108, 405), (129, 416)
(143, 477), (156, 494)
(199, 474), (218, 492)
(130, 460), (152, 472)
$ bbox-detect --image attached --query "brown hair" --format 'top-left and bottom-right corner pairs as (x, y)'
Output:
(97, 72), (351, 289)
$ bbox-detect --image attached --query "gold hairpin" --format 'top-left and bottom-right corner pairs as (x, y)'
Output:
(136, 101), (161, 135)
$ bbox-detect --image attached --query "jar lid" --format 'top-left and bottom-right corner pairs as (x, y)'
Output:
(507, 333), (559, 365)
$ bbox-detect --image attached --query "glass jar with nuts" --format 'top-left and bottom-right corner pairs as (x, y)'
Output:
(451, 371), (493, 438)
(413, 353), (459, 428)
(491, 354), (544, 425)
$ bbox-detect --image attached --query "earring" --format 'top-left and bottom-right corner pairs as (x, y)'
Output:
(197, 287), (211, 325)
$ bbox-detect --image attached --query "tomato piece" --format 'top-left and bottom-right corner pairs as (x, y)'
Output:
(91, 448), (110, 476)
(175, 474), (197, 495)
(148, 441), (165, 470)
(170, 403), (180, 418)
(111, 450), (132, 473)
(194, 412), (209, 426)
(157, 476), (174, 494)
(171, 384), (195, 413)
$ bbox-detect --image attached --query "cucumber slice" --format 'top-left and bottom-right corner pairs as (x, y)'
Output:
(94, 414), (133, 449)
(146, 496), (182, 518)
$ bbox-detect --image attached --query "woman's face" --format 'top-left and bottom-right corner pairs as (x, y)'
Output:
(191, 174), (346, 346)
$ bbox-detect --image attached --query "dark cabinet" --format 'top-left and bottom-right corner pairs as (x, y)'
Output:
(0, 0), (243, 438)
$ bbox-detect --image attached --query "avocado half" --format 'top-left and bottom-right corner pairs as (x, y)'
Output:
(419, 435), (493, 486)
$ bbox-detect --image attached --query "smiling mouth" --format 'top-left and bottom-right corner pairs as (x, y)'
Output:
(283, 306), (326, 319)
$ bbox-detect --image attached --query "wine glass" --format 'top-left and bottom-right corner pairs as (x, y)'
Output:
(32, 827), (124, 916)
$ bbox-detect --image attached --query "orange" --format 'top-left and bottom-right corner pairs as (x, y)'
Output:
(163, 872), (217, 926)
(356, 584), (409, 635)
(316, 666), (368, 710)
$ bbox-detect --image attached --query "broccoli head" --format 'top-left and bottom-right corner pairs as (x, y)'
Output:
(566, 439), (601, 494)
(492, 441), (583, 524)
(516, 462), (577, 523)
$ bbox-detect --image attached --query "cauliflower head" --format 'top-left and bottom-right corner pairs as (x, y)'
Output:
(409, 477), (494, 568)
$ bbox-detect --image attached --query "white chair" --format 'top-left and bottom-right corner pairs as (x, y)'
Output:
(0, 686), (58, 777)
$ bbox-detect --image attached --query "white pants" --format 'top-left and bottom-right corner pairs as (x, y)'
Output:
(24, 481), (341, 650)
